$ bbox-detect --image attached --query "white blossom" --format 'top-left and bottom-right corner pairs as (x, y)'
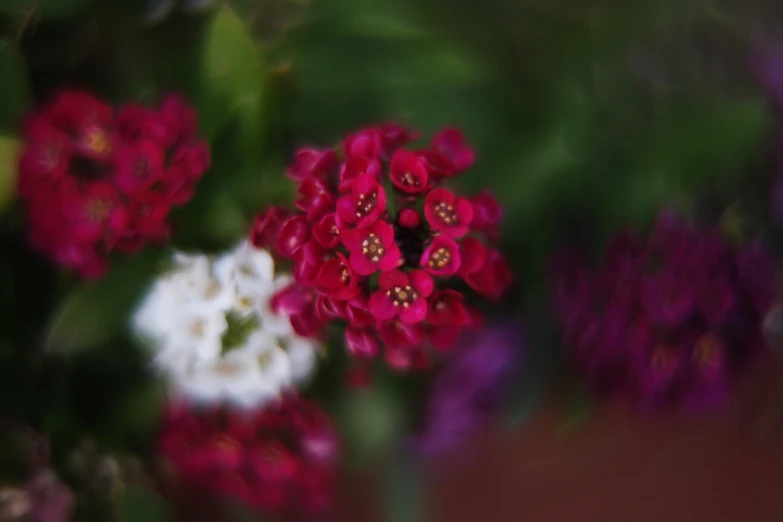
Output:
(132, 240), (321, 409)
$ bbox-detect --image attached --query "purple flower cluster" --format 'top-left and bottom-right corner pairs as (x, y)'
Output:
(413, 321), (523, 457)
(551, 212), (774, 410)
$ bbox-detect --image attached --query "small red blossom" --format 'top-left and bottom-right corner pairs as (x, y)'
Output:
(431, 127), (475, 173)
(343, 128), (384, 159)
(114, 139), (165, 196)
(286, 147), (338, 181)
(468, 190), (502, 240)
(249, 123), (509, 371)
(293, 240), (328, 286)
(424, 188), (473, 238)
(18, 119), (72, 197)
(344, 295), (374, 328)
(251, 206), (293, 250)
(315, 294), (347, 321)
(158, 396), (338, 517)
(314, 251), (361, 301)
(369, 269), (434, 324)
(420, 235), (461, 277)
(312, 212), (343, 249)
(427, 289), (468, 327)
(460, 243), (512, 300)
(67, 181), (126, 243)
(345, 327), (380, 358)
(336, 174), (387, 228)
(397, 207), (421, 228)
(270, 283), (325, 337)
(378, 123), (420, 155)
(296, 178), (334, 220)
(390, 149), (430, 195)
(342, 220), (401, 275)
(277, 215), (312, 258)
(18, 89), (209, 279)
(338, 157), (381, 192)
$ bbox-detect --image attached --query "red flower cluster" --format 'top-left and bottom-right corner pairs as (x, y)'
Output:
(158, 395), (338, 516)
(18, 90), (210, 278)
(251, 124), (511, 370)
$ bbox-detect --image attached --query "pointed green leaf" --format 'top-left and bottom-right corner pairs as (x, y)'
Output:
(45, 250), (161, 354)
(0, 136), (21, 213)
(198, 6), (269, 153)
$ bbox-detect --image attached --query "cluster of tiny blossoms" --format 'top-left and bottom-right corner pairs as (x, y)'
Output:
(551, 213), (774, 410)
(133, 241), (320, 409)
(158, 395), (338, 516)
(251, 124), (511, 370)
(18, 90), (210, 278)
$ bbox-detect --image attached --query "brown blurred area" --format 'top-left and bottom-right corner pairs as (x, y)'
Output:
(337, 355), (783, 522)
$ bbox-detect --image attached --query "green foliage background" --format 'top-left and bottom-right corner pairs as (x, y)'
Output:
(0, 0), (779, 519)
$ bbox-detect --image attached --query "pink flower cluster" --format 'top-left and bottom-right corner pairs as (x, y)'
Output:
(18, 90), (210, 278)
(551, 213), (774, 410)
(251, 124), (511, 370)
(158, 395), (338, 516)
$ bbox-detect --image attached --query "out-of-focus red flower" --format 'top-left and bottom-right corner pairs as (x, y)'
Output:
(158, 395), (339, 517)
(17, 90), (209, 279)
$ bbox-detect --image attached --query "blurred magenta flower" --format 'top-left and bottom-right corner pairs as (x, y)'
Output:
(413, 321), (524, 457)
(551, 212), (774, 411)
(18, 90), (210, 278)
(158, 394), (339, 516)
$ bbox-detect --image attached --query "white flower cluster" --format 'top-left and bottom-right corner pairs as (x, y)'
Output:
(133, 241), (319, 408)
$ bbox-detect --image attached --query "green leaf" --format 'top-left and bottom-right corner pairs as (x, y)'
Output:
(117, 486), (169, 522)
(198, 6), (269, 153)
(0, 39), (32, 134)
(45, 250), (161, 354)
(0, 136), (21, 213)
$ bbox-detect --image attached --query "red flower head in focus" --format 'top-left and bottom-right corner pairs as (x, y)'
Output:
(250, 123), (511, 371)
(17, 90), (210, 278)
(158, 395), (339, 517)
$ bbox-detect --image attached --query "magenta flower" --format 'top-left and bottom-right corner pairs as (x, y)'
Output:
(430, 127), (475, 173)
(336, 174), (387, 228)
(253, 123), (511, 370)
(424, 188), (473, 238)
(286, 147), (338, 181)
(342, 220), (401, 275)
(369, 269), (434, 324)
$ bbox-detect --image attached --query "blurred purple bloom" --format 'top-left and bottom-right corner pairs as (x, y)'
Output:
(413, 321), (524, 457)
(551, 212), (773, 411)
